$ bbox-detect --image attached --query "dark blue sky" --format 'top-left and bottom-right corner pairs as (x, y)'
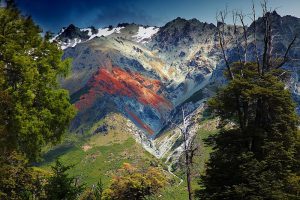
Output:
(16, 0), (300, 34)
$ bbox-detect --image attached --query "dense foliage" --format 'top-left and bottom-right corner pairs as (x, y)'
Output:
(45, 160), (84, 200)
(79, 180), (104, 200)
(102, 163), (167, 200)
(197, 63), (300, 199)
(0, 151), (47, 199)
(0, 1), (77, 198)
(0, 1), (75, 161)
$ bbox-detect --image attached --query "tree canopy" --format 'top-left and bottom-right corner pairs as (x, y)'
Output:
(0, 1), (76, 161)
(197, 63), (300, 199)
(102, 163), (167, 200)
(45, 159), (84, 200)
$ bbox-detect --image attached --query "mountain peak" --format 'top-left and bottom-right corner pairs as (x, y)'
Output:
(270, 10), (280, 17)
(60, 24), (89, 40)
(66, 23), (77, 29)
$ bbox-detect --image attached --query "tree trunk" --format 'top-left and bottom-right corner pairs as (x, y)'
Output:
(185, 150), (192, 200)
(182, 108), (193, 200)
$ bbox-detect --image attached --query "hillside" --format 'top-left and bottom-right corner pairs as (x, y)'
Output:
(54, 12), (300, 139)
(39, 12), (300, 198)
(40, 113), (162, 185)
(39, 111), (218, 199)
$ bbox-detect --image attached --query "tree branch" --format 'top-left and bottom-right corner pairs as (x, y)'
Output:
(276, 35), (297, 69)
(216, 10), (234, 80)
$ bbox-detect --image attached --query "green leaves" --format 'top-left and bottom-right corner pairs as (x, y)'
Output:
(0, 151), (47, 200)
(45, 159), (84, 200)
(102, 163), (167, 200)
(198, 63), (300, 199)
(0, 5), (76, 161)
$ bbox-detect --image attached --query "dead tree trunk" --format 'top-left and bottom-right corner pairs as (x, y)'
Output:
(182, 108), (193, 200)
(216, 10), (245, 129)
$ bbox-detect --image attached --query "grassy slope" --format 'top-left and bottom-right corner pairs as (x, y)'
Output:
(39, 113), (162, 187)
(38, 112), (218, 199)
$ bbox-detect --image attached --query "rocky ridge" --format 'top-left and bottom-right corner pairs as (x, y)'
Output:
(52, 12), (300, 161)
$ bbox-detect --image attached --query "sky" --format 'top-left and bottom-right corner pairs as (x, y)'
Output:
(15, 0), (300, 34)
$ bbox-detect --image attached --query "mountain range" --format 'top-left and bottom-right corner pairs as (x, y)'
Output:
(51, 11), (300, 162)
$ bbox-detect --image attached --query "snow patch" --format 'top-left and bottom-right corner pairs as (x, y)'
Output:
(133, 26), (159, 43)
(61, 38), (82, 50)
(89, 27), (124, 40)
(80, 28), (93, 36)
(51, 27), (124, 50)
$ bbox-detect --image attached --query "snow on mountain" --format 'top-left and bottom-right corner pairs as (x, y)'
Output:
(51, 25), (125, 49)
(60, 38), (82, 50)
(51, 24), (158, 50)
(53, 13), (300, 160)
(89, 27), (124, 40)
(132, 26), (159, 43)
(80, 28), (93, 36)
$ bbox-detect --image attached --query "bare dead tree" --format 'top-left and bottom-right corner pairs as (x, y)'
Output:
(276, 35), (297, 69)
(238, 11), (248, 64)
(261, 0), (272, 73)
(216, 9), (234, 80)
(168, 106), (195, 200)
(259, 0), (297, 73)
(216, 9), (245, 129)
(181, 107), (193, 200)
(250, 1), (261, 73)
(232, 10), (244, 68)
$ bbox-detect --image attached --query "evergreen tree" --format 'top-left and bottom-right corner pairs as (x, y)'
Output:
(0, 0), (76, 161)
(94, 179), (104, 200)
(196, 63), (299, 199)
(45, 159), (84, 200)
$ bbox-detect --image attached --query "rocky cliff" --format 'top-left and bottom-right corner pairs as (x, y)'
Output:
(52, 12), (300, 158)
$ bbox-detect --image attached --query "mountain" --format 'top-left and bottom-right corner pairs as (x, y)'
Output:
(51, 12), (300, 163)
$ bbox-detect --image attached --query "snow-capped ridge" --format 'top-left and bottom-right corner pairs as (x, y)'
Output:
(51, 24), (125, 49)
(52, 23), (161, 49)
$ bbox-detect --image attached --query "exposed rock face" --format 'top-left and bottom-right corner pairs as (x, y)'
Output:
(53, 12), (300, 141)
(74, 66), (172, 135)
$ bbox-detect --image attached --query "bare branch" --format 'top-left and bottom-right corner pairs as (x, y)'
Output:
(276, 35), (297, 69)
(251, 1), (261, 73)
(232, 10), (243, 67)
(238, 11), (248, 63)
(216, 10), (234, 80)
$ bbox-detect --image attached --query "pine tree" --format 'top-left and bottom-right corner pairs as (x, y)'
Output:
(94, 179), (104, 200)
(0, 0), (76, 161)
(45, 159), (84, 200)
